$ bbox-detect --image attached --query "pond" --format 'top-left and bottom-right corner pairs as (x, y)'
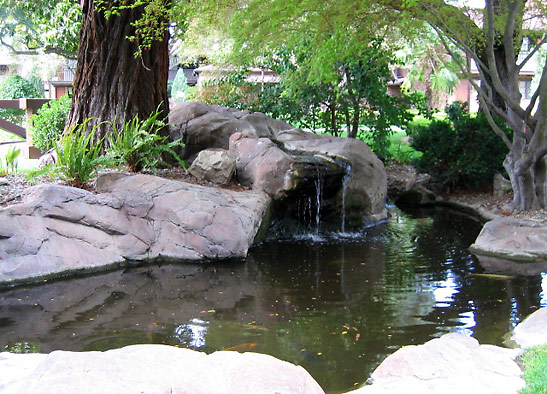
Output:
(1, 205), (546, 393)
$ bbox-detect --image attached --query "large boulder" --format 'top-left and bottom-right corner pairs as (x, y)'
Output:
(0, 344), (324, 394)
(352, 333), (524, 394)
(170, 102), (387, 228)
(0, 172), (271, 286)
(469, 217), (547, 262)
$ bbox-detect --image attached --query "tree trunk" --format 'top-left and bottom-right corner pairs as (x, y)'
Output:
(66, 0), (170, 142)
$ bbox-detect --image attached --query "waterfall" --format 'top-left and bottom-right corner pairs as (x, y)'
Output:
(341, 164), (352, 233)
(314, 173), (323, 232)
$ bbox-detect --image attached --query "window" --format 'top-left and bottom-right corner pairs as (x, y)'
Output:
(520, 79), (531, 100)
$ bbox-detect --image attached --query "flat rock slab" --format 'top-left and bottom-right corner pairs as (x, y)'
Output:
(469, 217), (547, 262)
(0, 344), (324, 394)
(352, 333), (524, 394)
(0, 173), (271, 286)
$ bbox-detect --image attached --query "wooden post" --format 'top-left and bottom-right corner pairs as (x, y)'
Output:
(19, 98), (51, 159)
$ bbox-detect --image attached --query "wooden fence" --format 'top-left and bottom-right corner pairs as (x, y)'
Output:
(0, 98), (50, 159)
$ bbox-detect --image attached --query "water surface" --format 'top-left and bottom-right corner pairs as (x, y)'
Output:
(1, 205), (545, 393)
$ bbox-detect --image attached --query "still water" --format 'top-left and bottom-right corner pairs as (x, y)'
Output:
(1, 205), (546, 393)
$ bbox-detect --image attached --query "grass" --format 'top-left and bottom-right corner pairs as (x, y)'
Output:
(520, 345), (547, 394)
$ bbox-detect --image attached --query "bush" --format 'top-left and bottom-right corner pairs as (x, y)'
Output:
(33, 119), (116, 188)
(0, 74), (44, 127)
(30, 94), (72, 152)
(409, 101), (510, 191)
(108, 108), (186, 172)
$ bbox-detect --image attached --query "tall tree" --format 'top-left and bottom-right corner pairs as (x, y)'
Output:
(66, 0), (171, 140)
(181, 0), (547, 211)
(416, 0), (547, 210)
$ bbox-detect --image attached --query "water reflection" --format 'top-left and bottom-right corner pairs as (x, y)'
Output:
(0, 206), (545, 393)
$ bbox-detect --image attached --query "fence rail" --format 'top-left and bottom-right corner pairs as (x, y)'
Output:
(0, 98), (51, 158)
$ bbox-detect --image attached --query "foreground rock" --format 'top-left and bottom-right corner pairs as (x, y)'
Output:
(0, 173), (271, 286)
(469, 217), (547, 262)
(511, 307), (547, 349)
(353, 333), (523, 394)
(0, 345), (324, 394)
(354, 307), (547, 394)
(170, 102), (387, 228)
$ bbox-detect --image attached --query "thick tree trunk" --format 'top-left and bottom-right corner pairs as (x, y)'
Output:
(66, 0), (170, 142)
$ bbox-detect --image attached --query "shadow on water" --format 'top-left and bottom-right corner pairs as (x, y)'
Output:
(1, 205), (546, 393)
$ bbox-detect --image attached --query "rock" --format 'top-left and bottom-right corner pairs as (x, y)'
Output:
(469, 217), (547, 262)
(229, 133), (293, 196)
(395, 185), (437, 206)
(0, 172), (271, 286)
(493, 173), (512, 196)
(38, 149), (57, 168)
(0, 344), (324, 394)
(188, 148), (236, 185)
(386, 165), (417, 198)
(511, 307), (547, 349)
(0, 177), (8, 186)
(353, 333), (524, 394)
(170, 102), (388, 227)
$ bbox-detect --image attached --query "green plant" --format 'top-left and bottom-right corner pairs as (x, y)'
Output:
(4, 146), (21, 174)
(409, 101), (510, 191)
(0, 74), (44, 127)
(520, 345), (547, 394)
(33, 119), (116, 188)
(30, 94), (72, 152)
(108, 108), (186, 173)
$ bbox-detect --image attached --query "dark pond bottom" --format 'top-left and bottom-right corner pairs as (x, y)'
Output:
(1, 206), (546, 393)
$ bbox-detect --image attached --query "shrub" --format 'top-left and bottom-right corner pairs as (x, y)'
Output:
(30, 94), (72, 152)
(108, 108), (186, 172)
(409, 101), (510, 191)
(0, 74), (44, 127)
(33, 119), (116, 188)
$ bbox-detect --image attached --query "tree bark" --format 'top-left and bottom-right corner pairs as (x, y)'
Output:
(66, 0), (170, 142)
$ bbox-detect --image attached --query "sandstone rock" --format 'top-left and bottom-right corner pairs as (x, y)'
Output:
(169, 102), (388, 227)
(511, 307), (547, 349)
(0, 344), (324, 394)
(0, 173), (271, 286)
(188, 148), (236, 185)
(353, 333), (524, 394)
(469, 217), (547, 262)
(229, 133), (293, 196)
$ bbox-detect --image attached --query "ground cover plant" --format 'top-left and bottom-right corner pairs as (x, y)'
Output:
(520, 344), (547, 394)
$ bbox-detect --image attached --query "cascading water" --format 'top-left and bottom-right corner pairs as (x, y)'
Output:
(314, 169), (323, 232)
(341, 163), (352, 234)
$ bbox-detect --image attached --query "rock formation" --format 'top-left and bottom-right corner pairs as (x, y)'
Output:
(469, 217), (547, 262)
(0, 345), (324, 394)
(170, 102), (388, 229)
(0, 172), (270, 286)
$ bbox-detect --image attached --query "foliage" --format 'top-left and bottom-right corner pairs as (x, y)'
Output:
(409, 102), (510, 191)
(30, 94), (72, 152)
(0, 0), (80, 57)
(190, 69), (259, 109)
(4, 146), (20, 174)
(0, 74), (44, 127)
(171, 69), (189, 102)
(95, 0), (171, 58)
(108, 108), (187, 173)
(34, 119), (116, 188)
(397, 27), (461, 109)
(520, 344), (547, 394)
